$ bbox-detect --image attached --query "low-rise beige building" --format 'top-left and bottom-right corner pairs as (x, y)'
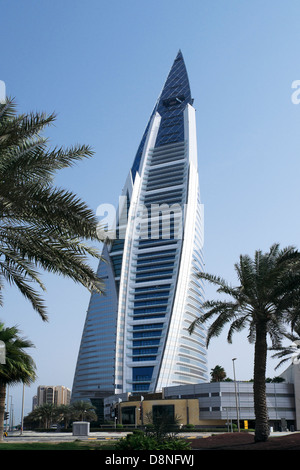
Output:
(120, 396), (223, 428)
(104, 362), (300, 431)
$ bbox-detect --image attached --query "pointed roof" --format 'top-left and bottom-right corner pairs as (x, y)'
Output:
(156, 50), (192, 114)
(131, 51), (192, 180)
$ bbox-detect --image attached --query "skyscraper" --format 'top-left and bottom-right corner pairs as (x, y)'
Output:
(71, 51), (208, 407)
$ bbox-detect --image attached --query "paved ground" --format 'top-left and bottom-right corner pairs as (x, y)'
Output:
(189, 431), (300, 450)
(2, 430), (293, 444)
(3, 430), (128, 442)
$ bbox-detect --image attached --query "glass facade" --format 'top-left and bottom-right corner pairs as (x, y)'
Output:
(71, 243), (118, 402)
(71, 51), (208, 406)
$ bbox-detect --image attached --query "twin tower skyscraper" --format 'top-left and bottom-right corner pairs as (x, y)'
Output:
(72, 51), (208, 404)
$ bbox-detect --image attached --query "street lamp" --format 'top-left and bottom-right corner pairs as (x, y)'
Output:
(20, 383), (25, 435)
(232, 358), (240, 432)
(9, 396), (14, 432)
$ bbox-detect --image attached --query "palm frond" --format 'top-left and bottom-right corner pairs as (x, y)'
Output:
(0, 323), (36, 385)
(227, 314), (250, 343)
(0, 99), (106, 319)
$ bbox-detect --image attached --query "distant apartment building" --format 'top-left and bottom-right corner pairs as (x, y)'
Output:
(33, 385), (71, 409)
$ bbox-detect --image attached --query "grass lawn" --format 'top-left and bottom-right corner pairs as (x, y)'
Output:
(0, 440), (117, 450)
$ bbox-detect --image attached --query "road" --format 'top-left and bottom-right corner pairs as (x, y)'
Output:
(3, 430), (129, 443)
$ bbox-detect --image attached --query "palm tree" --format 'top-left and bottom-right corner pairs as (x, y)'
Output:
(29, 403), (60, 429)
(270, 322), (300, 370)
(210, 365), (227, 382)
(0, 323), (36, 441)
(0, 98), (107, 320)
(189, 244), (300, 442)
(57, 404), (74, 430)
(70, 400), (97, 422)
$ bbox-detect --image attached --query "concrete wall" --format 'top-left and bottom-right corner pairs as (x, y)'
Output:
(280, 362), (300, 430)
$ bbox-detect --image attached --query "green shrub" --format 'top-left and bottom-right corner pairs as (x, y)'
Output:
(115, 432), (191, 451)
(115, 433), (158, 450)
(157, 439), (191, 450)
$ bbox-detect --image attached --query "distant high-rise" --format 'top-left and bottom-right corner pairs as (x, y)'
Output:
(71, 51), (208, 406)
(34, 385), (71, 408)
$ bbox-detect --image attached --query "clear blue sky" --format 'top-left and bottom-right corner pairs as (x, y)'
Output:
(1, 0), (300, 423)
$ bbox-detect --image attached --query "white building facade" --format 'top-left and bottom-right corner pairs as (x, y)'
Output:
(72, 51), (207, 405)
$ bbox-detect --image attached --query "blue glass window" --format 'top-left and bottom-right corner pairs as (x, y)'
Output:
(133, 331), (162, 339)
(133, 348), (158, 355)
(133, 356), (156, 362)
(133, 383), (150, 391)
(133, 366), (154, 381)
(133, 339), (160, 347)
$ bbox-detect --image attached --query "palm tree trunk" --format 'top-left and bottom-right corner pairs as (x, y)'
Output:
(0, 381), (6, 442)
(253, 321), (270, 442)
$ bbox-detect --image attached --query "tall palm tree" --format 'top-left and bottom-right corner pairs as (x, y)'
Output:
(189, 244), (300, 442)
(0, 98), (106, 320)
(0, 323), (36, 441)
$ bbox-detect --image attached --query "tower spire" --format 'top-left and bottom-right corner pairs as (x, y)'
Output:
(131, 51), (192, 179)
